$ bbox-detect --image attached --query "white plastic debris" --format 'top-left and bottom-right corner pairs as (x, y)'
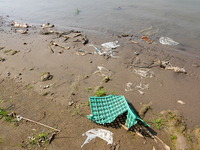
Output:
(81, 128), (113, 148)
(177, 100), (185, 105)
(159, 37), (179, 45)
(125, 82), (134, 92)
(93, 66), (112, 77)
(136, 83), (149, 90)
(16, 115), (23, 121)
(161, 61), (186, 73)
(134, 68), (154, 78)
(101, 41), (120, 50)
(12, 22), (29, 28)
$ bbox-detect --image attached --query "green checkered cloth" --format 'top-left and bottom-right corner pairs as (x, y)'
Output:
(87, 95), (149, 128)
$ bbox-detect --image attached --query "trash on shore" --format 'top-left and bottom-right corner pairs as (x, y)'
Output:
(141, 36), (153, 44)
(4, 49), (19, 55)
(41, 23), (55, 28)
(101, 41), (120, 58)
(87, 95), (149, 129)
(89, 44), (102, 54)
(133, 68), (154, 78)
(101, 41), (120, 50)
(93, 66), (113, 77)
(130, 40), (139, 44)
(81, 128), (113, 148)
(177, 100), (185, 105)
(125, 82), (134, 92)
(136, 82), (149, 95)
(16, 29), (28, 34)
(11, 21), (29, 28)
(41, 72), (53, 81)
(160, 61), (186, 73)
(159, 37), (179, 45)
(48, 41), (70, 54)
(75, 49), (93, 56)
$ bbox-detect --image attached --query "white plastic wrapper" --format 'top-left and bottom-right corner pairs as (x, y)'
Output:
(101, 41), (120, 50)
(81, 128), (113, 148)
(159, 37), (179, 45)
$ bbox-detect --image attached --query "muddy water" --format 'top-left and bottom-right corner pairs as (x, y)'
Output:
(0, 0), (200, 55)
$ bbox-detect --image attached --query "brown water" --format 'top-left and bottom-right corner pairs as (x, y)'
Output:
(0, 0), (200, 55)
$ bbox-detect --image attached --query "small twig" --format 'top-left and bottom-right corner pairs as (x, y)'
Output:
(17, 115), (60, 132)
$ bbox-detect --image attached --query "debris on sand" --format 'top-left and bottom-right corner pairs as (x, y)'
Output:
(101, 41), (120, 58)
(0, 57), (6, 62)
(133, 68), (154, 78)
(93, 66), (113, 77)
(87, 95), (149, 128)
(159, 37), (179, 45)
(177, 100), (185, 105)
(41, 23), (55, 28)
(4, 49), (19, 55)
(141, 36), (153, 44)
(160, 61), (186, 73)
(81, 128), (113, 148)
(125, 82), (134, 92)
(16, 28), (28, 34)
(11, 21), (29, 28)
(41, 72), (53, 81)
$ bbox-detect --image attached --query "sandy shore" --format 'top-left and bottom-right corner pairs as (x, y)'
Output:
(0, 16), (200, 149)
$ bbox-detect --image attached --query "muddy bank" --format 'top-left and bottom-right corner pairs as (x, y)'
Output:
(0, 16), (200, 149)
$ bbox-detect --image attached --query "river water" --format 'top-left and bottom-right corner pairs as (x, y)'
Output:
(0, 0), (200, 55)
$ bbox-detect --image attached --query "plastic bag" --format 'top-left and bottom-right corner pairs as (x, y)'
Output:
(159, 37), (179, 45)
(101, 41), (120, 50)
(81, 128), (113, 148)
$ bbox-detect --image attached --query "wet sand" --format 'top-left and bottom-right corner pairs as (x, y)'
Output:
(0, 16), (200, 149)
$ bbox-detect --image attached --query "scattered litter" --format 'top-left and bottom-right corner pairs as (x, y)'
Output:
(41, 72), (53, 81)
(41, 23), (54, 28)
(177, 100), (185, 105)
(136, 83), (149, 90)
(160, 61), (186, 73)
(101, 41), (120, 58)
(87, 95), (149, 128)
(48, 41), (70, 54)
(130, 40), (139, 44)
(89, 44), (102, 54)
(11, 21), (29, 28)
(16, 29), (28, 34)
(138, 90), (144, 95)
(134, 68), (154, 78)
(4, 49), (19, 55)
(101, 41), (120, 50)
(43, 85), (50, 89)
(125, 82), (134, 92)
(81, 128), (113, 148)
(159, 37), (179, 45)
(75, 49), (93, 56)
(0, 57), (6, 62)
(141, 36), (152, 44)
(93, 66), (113, 77)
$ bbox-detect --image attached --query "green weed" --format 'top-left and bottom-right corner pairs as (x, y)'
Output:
(170, 135), (177, 140)
(0, 107), (17, 122)
(73, 105), (82, 116)
(94, 87), (107, 97)
(149, 118), (166, 130)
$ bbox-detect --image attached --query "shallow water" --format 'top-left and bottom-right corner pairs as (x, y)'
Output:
(0, 0), (200, 54)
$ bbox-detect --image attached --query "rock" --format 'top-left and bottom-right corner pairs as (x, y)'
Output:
(41, 72), (53, 81)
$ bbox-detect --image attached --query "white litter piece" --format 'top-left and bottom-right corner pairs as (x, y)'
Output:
(125, 82), (134, 92)
(136, 83), (149, 90)
(134, 68), (154, 78)
(177, 100), (185, 105)
(12, 22), (29, 28)
(93, 66), (112, 77)
(159, 37), (179, 45)
(89, 44), (102, 55)
(81, 128), (113, 148)
(101, 41), (120, 50)
(161, 61), (186, 73)
(138, 90), (144, 95)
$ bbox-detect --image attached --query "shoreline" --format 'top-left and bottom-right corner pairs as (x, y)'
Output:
(0, 16), (200, 149)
